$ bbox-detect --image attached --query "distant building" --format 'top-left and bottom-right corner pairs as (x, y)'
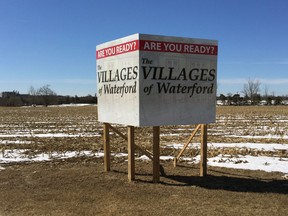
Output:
(1, 91), (19, 98)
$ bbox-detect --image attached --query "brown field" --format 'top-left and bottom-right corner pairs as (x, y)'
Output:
(0, 106), (287, 215)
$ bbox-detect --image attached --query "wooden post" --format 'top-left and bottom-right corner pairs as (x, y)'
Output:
(153, 126), (160, 183)
(103, 123), (110, 172)
(127, 126), (135, 182)
(200, 124), (208, 177)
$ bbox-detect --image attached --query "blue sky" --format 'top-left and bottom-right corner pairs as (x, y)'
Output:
(0, 0), (287, 96)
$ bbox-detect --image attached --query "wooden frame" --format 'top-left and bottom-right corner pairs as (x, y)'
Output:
(102, 123), (160, 182)
(102, 123), (208, 182)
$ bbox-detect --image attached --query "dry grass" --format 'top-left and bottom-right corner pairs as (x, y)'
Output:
(0, 105), (287, 159)
(0, 105), (288, 215)
(0, 160), (287, 216)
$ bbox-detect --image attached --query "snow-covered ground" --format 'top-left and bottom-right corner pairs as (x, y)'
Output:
(1, 142), (287, 176)
(0, 133), (100, 138)
(0, 106), (287, 177)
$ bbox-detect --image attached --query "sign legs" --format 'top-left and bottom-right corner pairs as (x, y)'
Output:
(200, 124), (208, 177)
(103, 123), (208, 182)
(128, 126), (135, 182)
(153, 126), (160, 183)
(103, 123), (110, 172)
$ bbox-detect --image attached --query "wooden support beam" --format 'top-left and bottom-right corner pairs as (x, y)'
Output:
(107, 124), (153, 160)
(135, 145), (153, 160)
(200, 124), (208, 177)
(173, 124), (201, 167)
(103, 123), (110, 172)
(128, 126), (135, 182)
(153, 126), (160, 183)
(108, 123), (127, 141)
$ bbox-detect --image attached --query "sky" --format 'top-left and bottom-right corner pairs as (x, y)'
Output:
(0, 0), (288, 96)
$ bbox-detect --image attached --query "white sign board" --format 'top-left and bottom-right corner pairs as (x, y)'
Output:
(96, 34), (218, 126)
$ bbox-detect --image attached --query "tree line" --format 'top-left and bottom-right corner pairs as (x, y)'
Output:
(0, 80), (287, 107)
(218, 78), (288, 106)
(0, 85), (97, 106)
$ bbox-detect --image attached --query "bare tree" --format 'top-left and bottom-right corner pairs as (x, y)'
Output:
(28, 85), (38, 105)
(242, 78), (261, 105)
(28, 86), (37, 96)
(264, 85), (269, 99)
(38, 85), (56, 96)
(37, 85), (57, 106)
(263, 84), (270, 105)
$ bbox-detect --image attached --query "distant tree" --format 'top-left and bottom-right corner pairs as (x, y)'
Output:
(74, 95), (79, 103)
(264, 85), (269, 100)
(266, 96), (273, 105)
(274, 96), (283, 105)
(65, 96), (71, 104)
(254, 94), (262, 105)
(232, 94), (242, 105)
(219, 94), (227, 105)
(37, 85), (57, 106)
(242, 78), (261, 105)
(28, 86), (37, 96)
(243, 94), (249, 105)
(28, 85), (39, 105)
(227, 93), (233, 105)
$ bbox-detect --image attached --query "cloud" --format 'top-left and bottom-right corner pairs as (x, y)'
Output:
(220, 59), (288, 65)
(219, 78), (288, 85)
(0, 79), (96, 85)
(218, 79), (246, 84)
(250, 59), (288, 65)
(258, 79), (288, 85)
(62, 79), (96, 85)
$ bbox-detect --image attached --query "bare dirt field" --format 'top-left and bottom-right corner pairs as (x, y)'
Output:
(0, 106), (287, 215)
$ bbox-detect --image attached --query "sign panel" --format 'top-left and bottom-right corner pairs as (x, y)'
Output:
(96, 34), (218, 126)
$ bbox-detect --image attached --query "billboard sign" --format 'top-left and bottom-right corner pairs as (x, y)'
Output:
(96, 34), (218, 126)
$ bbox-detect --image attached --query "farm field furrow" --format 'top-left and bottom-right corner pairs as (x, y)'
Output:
(0, 105), (287, 172)
(0, 105), (288, 216)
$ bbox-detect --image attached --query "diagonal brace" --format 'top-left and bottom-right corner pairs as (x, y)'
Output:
(107, 123), (153, 160)
(173, 124), (201, 167)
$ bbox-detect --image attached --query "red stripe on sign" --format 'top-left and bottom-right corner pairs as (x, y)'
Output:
(96, 40), (139, 59)
(139, 40), (218, 55)
(96, 39), (218, 59)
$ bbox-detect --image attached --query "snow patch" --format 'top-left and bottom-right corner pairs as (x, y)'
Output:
(0, 142), (287, 174)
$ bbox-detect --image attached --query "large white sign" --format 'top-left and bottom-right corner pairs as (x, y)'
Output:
(96, 34), (218, 126)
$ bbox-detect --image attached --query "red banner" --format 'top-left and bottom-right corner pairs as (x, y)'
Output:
(96, 39), (217, 59)
(96, 40), (139, 59)
(139, 40), (217, 55)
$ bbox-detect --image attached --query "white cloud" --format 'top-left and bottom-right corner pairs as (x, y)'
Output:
(220, 59), (288, 65)
(0, 79), (95, 85)
(258, 78), (288, 85)
(219, 78), (288, 85)
(62, 79), (96, 85)
(218, 78), (246, 84)
(250, 60), (288, 65)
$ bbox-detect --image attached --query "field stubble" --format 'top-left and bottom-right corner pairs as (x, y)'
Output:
(0, 105), (287, 161)
(0, 105), (288, 215)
